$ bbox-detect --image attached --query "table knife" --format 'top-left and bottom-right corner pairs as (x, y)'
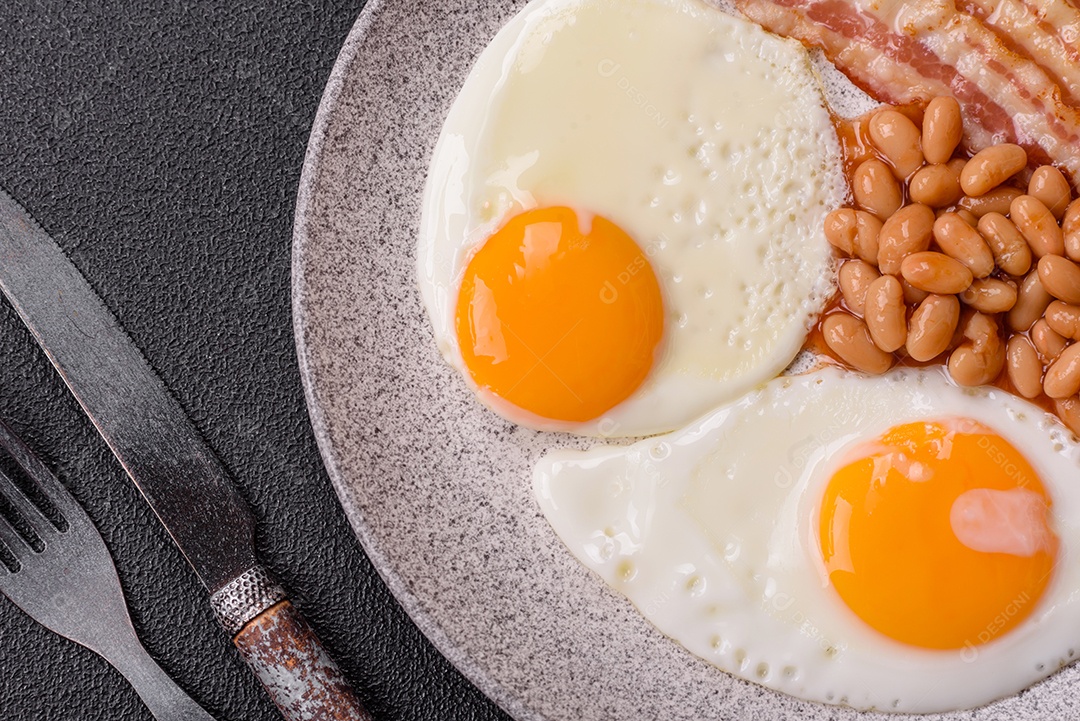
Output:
(0, 187), (372, 721)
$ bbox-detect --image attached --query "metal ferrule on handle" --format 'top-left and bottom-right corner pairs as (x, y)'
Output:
(210, 566), (287, 635)
(211, 567), (372, 721)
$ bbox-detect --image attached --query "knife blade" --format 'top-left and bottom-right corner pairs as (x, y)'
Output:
(0, 187), (371, 721)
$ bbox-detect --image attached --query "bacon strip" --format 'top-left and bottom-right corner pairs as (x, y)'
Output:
(961, 0), (1080, 106)
(735, 0), (1080, 183)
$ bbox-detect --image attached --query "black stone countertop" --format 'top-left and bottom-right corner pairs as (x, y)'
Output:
(0, 3), (509, 720)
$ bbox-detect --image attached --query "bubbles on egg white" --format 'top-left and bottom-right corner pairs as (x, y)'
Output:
(535, 367), (1080, 713)
(417, 0), (845, 437)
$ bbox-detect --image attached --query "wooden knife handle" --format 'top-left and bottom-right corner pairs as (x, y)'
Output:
(233, 600), (372, 721)
(210, 567), (372, 721)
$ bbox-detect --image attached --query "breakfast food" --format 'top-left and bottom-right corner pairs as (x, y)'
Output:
(733, 0), (1080, 180)
(534, 367), (1080, 713)
(819, 94), (1080, 435)
(418, 0), (1080, 712)
(418, 0), (845, 436)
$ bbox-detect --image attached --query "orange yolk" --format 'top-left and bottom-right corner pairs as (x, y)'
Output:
(819, 420), (1058, 650)
(455, 206), (664, 423)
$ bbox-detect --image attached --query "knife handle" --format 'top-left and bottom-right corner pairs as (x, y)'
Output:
(211, 567), (372, 721)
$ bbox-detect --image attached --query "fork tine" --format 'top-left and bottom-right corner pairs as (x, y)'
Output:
(0, 505), (30, 559)
(0, 464), (56, 543)
(0, 421), (74, 528)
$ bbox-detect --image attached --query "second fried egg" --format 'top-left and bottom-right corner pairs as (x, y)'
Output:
(534, 367), (1080, 712)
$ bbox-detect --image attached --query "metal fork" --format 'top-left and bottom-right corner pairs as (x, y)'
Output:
(0, 420), (215, 721)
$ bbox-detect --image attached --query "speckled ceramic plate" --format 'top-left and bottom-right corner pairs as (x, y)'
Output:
(291, 2), (1079, 719)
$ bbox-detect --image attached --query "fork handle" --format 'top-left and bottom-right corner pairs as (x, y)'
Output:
(103, 629), (216, 721)
(211, 567), (371, 721)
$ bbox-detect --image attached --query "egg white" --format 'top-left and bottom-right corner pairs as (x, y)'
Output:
(418, 0), (845, 437)
(533, 367), (1080, 713)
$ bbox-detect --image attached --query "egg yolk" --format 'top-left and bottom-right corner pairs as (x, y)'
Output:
(819, 420), (1058, 650)
(455, 206), (664, 423)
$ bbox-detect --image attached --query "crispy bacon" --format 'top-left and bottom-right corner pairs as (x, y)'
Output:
(960, 0), (1080, 106)
(734, 0), (1080, 183)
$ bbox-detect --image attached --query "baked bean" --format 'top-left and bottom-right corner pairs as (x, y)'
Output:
(1037, 255), (1080, 304)
(868, 109), (924, 179)
(906, 294), (960, 361)
(947, 158), (968, 175)
(948, 312), (1005, 387)
(950, 345), (997, 386)
(922, 97), (963, 164)
(959, 278), (1017, 314)
(958, 187), (1023, 217)
(853, 158), (904, 219)
(950, 347), (1006, 388)
(877, 203), (935, 274)
(949, 346), (989, 386)
(1054, 397), (1080, 436)
(1044, 343), (1080, 398)
(1062, 198), (1080, 261)
(960, 144), (1027, 197)
(901, 278), (930, 305)
(864, 276), (907, 352)
(1032, 318), (1068, 360)
(949, 307), (976, 351)
(936, 207), (976, 225)
(853, 211), (882, 265)
(1028, 165), (1072, 220)
(957, 209), (980, 228)
(1007, 271), (1054, 332)
(900, 251), (973, 294)
(822, 313), (894, 374)
(1006, 335), (1044, 399)
(838, 260), (880, 316)
(960, 309), (999, 343)
(824, 208), (857, 255)
(1045, 301), (1080, 341)
(976, 212), (1032, 276)
(932, 212), (995, 278)
(1011, 195), (1065, 258)
(908, 164), (963, 208)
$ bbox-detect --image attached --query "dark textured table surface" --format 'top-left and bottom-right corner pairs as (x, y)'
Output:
(0, 3), (509, 719)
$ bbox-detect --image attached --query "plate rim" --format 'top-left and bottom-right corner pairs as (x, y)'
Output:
(289, 3), (1080, 720)
(290, 2), (539, 720)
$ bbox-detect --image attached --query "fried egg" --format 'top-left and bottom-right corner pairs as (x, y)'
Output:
(418, 0), (845, 437)
(533, 367), (1080, 712)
